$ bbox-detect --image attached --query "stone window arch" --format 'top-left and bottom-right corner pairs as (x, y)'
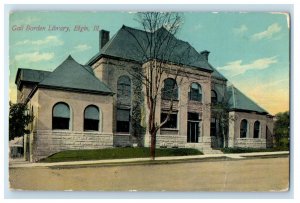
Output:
(240, 119), (248, 138)
(254, 121), (260, 138)
(52, 102), (70, 130)
(162, 78), (178, 100)
(84, 105), (100, 131)
(189, 82), (202, 101)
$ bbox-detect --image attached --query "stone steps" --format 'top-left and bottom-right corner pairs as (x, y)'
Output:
(201, 148), (224, 154)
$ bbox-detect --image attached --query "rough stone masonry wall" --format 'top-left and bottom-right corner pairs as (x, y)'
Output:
(234, 138), (266, 149)
(229, 111), (269, 149)
(157, 131), (186, 148)
(113, 134), (140, 147)
(32, 130), (113, 162)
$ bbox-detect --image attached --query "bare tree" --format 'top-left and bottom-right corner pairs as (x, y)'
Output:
(211, 100), (236, 148)
(123, 12), (191, 160)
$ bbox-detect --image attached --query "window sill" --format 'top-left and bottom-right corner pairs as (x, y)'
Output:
(160, 128), (179, 131)
(52, 129), (70, 131)
(237, 138), (264, 140)
(161, 99), (179, 102)
(188, 100), (203, 103)
(115, 133), (130, 136)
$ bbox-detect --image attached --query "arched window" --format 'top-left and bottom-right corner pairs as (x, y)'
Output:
(254, 121), (260, 138)
(240, 119), (248, 138)
(162, 78), (178, 100)
(189, 83), (202, 101)
(84, 105), (100, 131)
(117, 75), (131, 98)
(52, 102), (70, 130)
(211, 90), (217, 104)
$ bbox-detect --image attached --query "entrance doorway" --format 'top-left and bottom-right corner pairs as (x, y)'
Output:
(187, 113), (200, 143)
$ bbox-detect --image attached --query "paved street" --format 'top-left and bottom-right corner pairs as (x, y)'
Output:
(9, 156), (289, 191)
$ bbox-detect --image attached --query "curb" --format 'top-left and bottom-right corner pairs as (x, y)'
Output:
(9, 151), (289, 168)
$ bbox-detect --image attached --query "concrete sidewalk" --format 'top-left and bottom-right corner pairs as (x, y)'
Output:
(9, 151), (289, 168)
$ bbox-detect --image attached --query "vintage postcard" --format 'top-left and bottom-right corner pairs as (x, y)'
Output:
(8, 11), (290, 192)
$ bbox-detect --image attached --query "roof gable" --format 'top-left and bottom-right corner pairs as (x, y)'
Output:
(39, 55), (112, 94)
(227, 85), (268, 114)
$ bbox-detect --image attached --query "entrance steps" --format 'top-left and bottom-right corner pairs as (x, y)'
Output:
(201, 148), (224, 154)
(185, 143), (223, 154)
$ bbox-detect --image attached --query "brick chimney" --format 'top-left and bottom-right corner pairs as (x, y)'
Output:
(99, 30), (110, 50)
(200, 50), (210, 61)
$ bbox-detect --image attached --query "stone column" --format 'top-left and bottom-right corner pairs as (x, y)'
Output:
(228, 112), (235, 148)
(201, 80), (211, 148)
(248, 120), (254, 138)
(179, 78), (188, 145)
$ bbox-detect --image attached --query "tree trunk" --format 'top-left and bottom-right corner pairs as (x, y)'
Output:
(150, 130), (156, 160)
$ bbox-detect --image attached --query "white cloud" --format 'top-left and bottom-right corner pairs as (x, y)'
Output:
(15, 36), (64, 46)
(74, 44), (91, 52)
(251, 23), (281, 41)
(233, 24), (248, 34)
(217, 56), (278, 77)
(193, 24), (203, 31)
(15, 52), (54, 62)
(13, 16), (40, 24)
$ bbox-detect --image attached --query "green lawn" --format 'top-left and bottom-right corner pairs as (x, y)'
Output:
(39, 147), (203, 162)
(221, 147), (289, 154)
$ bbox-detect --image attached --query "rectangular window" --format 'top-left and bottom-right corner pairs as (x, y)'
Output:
(161, 112), (178, 129)
(84, 119), (99, 131)
(117, 109), (130, 133)
(53, 117), (70, 130)
(210, 118), (217, 137)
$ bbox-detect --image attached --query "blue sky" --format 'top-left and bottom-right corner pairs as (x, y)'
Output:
(9, 12), (289, 114)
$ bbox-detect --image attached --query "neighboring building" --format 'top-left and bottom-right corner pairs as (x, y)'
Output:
(15, 25), (274, 162)
(9, 137), (24, 158)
